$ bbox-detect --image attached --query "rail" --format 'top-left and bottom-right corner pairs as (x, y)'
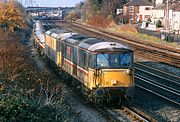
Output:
(61, 21), (180, 67)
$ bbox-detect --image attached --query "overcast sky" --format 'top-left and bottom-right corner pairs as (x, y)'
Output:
(23, 0), (83, 7)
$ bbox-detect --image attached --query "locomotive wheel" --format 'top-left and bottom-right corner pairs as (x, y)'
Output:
(105, 92), (111, 103)
(125, 96), (133, 106)
(108, 95), (127, 107)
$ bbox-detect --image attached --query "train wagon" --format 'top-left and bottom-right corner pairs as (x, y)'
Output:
(44, 29), (134, 105)
(33, 21), (45, 52)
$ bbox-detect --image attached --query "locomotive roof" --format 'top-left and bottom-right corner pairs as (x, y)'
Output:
(78, 38), (130, 51)
(34, 21), (45, 32)
(61, 33), (78, 41)
(45, 28), (69, 39)
(88, 42), (129, 51)
(45, 29), (131, 52)
(63, 32), (130, 51)
(64, 34), (88, 44)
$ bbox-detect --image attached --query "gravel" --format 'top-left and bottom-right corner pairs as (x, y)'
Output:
(140, 61), (180, 76)
(133, 86), (180, 122)
(156, 106), (180, 122)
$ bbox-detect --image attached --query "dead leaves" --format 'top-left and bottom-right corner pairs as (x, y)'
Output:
(0, 1), (25, 32)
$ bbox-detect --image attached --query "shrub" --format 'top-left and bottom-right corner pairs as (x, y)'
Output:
(147, 18), (151, 22)
(0, 81), (68, 122)
(156, 20), (162, 27)
(87, 15), (112, 28)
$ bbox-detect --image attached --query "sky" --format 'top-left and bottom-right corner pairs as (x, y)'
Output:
(23, 0), (83, 7)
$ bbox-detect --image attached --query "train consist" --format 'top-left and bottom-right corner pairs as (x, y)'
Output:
(33, 21), (135, 105)
(33, 20), (45, 52)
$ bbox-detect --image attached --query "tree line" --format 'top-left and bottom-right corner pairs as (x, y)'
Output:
(0, 0), (25, 32)
(66, 0), (127, 24)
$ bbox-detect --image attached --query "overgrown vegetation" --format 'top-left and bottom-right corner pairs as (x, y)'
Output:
(0, 28), (75, 121)
(0, 0), (25, 32)
(0, 7), (77, 120)
(107, 25), (179, 47)
(66, 0), (127, 27)
(87, 15), (113, 28)
(0, 80), (69, 121)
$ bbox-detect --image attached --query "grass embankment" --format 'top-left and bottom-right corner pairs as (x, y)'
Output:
(107, 24), (179, 47)
(0, 29), (74, 121)
(83, 17), (179, 48)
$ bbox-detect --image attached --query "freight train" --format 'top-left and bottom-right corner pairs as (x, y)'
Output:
(33, 20), (45, 53)
(33, 21), (135, 106)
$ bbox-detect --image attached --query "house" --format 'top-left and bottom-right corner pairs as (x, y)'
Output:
(123, 0), (153, 24)
(155, 0), (164, 6)
(170, 2), (180, 33)
(151, 5), (165, 26)
(152, 1), (180, 33)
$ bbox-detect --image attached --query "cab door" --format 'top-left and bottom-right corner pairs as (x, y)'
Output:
(72, 47), (77, 76)
(61, 42), (64, 66)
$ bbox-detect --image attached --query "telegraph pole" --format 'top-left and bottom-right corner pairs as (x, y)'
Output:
(166, 0), (169, 33)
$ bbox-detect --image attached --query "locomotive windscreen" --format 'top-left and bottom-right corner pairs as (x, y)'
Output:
(96, 52), (133, 68)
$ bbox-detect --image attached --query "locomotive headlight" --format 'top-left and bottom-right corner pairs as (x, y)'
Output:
(126, 69), (131, 75)
(111, 80), (117, 85)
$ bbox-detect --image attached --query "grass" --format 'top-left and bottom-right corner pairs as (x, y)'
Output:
(106, 24), (180, 48)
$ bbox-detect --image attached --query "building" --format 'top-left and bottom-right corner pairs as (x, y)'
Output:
(169, 2), (180, 33)
(151, 5), (165, 26)
(152, 1), (180, 33)
(123, 0), (153, 23)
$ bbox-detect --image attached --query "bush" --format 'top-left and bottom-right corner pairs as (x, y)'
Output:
(147, 18), (151, 22)
(0, 81), (68, 122)
(156, 20), (162, 27)
(87, 15), (112, 28)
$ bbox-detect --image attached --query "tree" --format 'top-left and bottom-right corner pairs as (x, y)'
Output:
(65, 11), (79, 22)
(0, 0), (25, 32)
(78, 0), (127, 22)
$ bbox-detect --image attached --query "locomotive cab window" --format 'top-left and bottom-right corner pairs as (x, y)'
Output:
(119, 53), (132, 66)
(97, 54), (108, 67)
(78, 49), (88, 70)
(96, 52), (133, 68)
(88, 53), (96, 68)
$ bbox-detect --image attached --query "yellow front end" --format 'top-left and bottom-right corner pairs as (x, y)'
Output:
(88, 68), (134, 90)
(102, 69), (134, 88)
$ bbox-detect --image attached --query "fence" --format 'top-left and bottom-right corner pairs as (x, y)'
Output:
(138, 28), (180, 43)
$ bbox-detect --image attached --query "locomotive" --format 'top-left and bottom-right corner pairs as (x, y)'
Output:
(34, 21), (135, 105)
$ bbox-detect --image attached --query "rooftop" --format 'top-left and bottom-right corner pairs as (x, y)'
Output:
(153, 2), (180, 11)
(124, 0), (153, 6)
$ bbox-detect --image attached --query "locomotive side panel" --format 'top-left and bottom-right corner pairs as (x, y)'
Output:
(45, 34), (57, 62)
(77, 49), (89, 85)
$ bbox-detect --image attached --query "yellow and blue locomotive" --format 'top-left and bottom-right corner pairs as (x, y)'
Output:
(43, 28), (134, 105)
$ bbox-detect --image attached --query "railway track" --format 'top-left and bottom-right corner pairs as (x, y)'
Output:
(135, 63), (180, 83)
(43, 20), (59, 31)
(105, 106), (157, 122)
(36, 20), (180, 121)
(53, 21), (180, 67)
(135, 63), (180, 106)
